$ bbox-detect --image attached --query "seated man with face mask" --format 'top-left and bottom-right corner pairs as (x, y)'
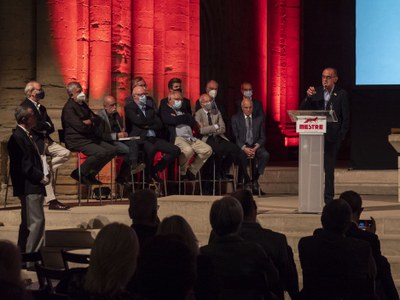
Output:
(61, 82), (118, 185)
(160, 90), (212, 180)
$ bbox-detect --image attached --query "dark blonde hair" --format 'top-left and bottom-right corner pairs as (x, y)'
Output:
(157, 215), (199, 255)
(84, 223), (139, 296)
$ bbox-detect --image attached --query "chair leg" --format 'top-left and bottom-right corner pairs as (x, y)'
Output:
(78, 154), (81, 206)
(4, 169), (10, 208)
(198, 171), (202, 195)
(212, 157), (216, 196)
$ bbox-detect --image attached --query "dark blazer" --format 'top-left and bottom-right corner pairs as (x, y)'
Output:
(299, 230), (376, 299)
(21, 98), (55, 152)
(124, 97), (163, 141)
(239, 222), (299, 299)
(201, 234), (278, 295)
(159, 97), (192, 115)
(346, 222), (399, 300)
(7, 126), (45, 197)
(159, 104), (195, 143)
(231, 113), (266, 148)
(300, 85), (350, 143)
(96, 108), (123, 142)
(61, 99), (101, 149)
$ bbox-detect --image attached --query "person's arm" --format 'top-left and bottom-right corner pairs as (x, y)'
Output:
(195, 110), (219, 135)
(35, 107), (55, 135)
(254, 117), (265, 149)
(160, 105), (192, 126)
(231, 115), (245, 148)
(63, 102), (95, 134)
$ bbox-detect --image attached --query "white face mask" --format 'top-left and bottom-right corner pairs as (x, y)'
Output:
(138, 95), (147, 104)
(243, 90), (253, 98)
(76, 91), (86, 103)
(208, 89), (217, 99)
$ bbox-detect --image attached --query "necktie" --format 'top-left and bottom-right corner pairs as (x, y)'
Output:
(246, 116), (253, 145)
(207, 112), (212, 126)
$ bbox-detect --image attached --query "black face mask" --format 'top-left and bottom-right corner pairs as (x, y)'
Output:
(174, 88), (183, 93)
(36, 90), (45, 100)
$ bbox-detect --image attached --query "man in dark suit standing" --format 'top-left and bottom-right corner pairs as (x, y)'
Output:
(97, 95), (145, 184)
(232, 98), (270, 195)
(61, 82), (117, 185)
(298, 199), (376, 299)
(8, 106), (48, 253)
(340, 190), (399, 300)
(300, 67), (350, 204)
(21, 81), (71, 210)
(125, 85), (180, 183)
(235, 81), (264, 118)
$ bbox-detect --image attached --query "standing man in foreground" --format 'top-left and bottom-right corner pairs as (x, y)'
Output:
(300, 67), (350, 204)
(8, 106), (48, 253)
(21, 81), (71, 210)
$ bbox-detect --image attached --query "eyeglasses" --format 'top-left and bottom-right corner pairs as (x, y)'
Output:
(321, 75), (335, 80)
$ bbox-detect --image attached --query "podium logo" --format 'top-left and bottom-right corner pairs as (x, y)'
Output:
(304, 117), (318, 123)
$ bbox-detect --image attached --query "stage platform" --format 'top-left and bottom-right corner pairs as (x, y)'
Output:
(1, 193), (400, 293)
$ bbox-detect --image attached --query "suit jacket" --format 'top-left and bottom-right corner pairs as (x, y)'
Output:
(159, 97), (192, 115)
(231, 113), (266, 148)
(239, 222), (299, 299)
(200, 234), (278, 294)
(124, 97), (163, 141)
(194, 108), (229, 142)
(7, 126), (45, 197)
(299, 230), (376, 299)
(300, 85), (350, 143)
(21, 98), (55, 152)
(159, 104), (195, 143)
(96, 108), (123, 142)
(61, 99), (101, 150)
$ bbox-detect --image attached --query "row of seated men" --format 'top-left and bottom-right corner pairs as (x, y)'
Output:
(2, 190), (398, 300)
(61, 77), (270, 196)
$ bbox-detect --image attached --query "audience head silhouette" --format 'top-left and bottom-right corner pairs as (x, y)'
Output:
(321, 199), (352, 234)
(129, 189), (158, 225)
(339, 190), (363, 219)
(210, 196), (244, 237)
(84, 222), (139, 296)
(135, 235), (196, 300)
(157, 215), (199, 255)
(231, 189), (257, 221)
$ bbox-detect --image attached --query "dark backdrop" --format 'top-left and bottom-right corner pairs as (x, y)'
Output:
(200, 0), (400, 168)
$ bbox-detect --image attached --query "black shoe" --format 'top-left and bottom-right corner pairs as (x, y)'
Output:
(186, 170), (197, 181)
(87, 174), (103, 185)
(48, 199), (70, 210)
(70, 170), (92, 185)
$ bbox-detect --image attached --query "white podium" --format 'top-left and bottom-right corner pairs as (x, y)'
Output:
(288, 110), (337, 213)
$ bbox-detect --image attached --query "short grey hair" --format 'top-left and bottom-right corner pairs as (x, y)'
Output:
(15, 106), (33, 124)
(66, 82), (82, 97)
(210, 196), (243, 236)
(24, 81), (37, 97)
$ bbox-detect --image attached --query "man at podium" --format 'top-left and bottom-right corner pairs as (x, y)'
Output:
(300, 67), (350, 204)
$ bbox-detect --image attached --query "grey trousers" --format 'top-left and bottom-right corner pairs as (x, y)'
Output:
(18, 194), (45, 253)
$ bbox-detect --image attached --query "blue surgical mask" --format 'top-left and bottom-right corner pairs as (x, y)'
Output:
(77, 91), (86, 103)
(138, 95), (147, 104)
(173, 100), (182, 110)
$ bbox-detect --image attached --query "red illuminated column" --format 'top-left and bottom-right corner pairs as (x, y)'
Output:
(112, 0), (132, 114)
(89, 0), (112, 109)
(268, 0), (300, 124)
(132, 0), (200, 104)
(256, 0), (268, 114)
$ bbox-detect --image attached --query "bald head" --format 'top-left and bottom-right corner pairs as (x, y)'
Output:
(241, 98), (253, 116)
(103, 95), (117, 115)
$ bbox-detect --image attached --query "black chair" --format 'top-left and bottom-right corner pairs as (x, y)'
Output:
(61, 249), (90, 270)
(35, 264), (67, 293)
